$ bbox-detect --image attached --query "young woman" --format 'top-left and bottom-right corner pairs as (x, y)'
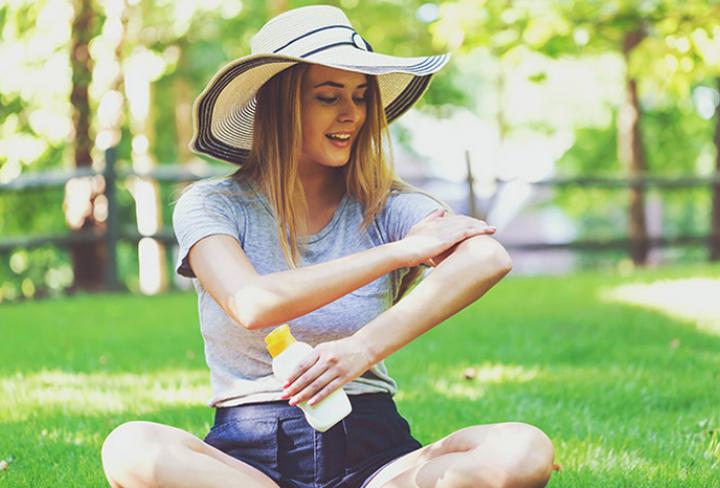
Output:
(101, 5), (555, 488)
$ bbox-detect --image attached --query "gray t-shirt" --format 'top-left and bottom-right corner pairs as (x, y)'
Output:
(172, 176), (444, 407)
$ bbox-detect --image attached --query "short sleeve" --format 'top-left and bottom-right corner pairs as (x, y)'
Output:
(172, 181), (245, 278)
(379, 190), (446, 243)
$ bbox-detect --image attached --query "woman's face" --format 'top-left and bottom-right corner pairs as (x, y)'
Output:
(299, 65), (368, 171)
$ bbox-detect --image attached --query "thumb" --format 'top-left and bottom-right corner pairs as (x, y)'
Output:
(425, 208), (446, 220)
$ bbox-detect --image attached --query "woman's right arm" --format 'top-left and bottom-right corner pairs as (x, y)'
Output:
(189, 210), (493, 330)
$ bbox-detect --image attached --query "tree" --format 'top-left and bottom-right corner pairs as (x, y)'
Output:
(67, 0), (108, 290)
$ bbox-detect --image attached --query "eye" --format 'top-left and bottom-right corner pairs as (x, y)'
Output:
(316, 95), (366, 105)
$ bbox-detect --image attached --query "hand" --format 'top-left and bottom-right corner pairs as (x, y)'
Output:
(280, 336), (373, 406)
(399, 209), (496, 267)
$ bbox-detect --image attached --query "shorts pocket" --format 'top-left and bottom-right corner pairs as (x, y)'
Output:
(342, 410), (412, 469)
(204, 418), (279, 469)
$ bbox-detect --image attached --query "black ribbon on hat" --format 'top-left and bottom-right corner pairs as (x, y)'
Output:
(352, 32), (374, 52)
(272, 25), (375, 57)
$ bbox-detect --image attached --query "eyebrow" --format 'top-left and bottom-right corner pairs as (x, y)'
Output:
(313, 81), (368, 89)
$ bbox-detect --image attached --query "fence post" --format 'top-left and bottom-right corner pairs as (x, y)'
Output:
(104, 146), (119, 290)
(465, 150), (478, 219)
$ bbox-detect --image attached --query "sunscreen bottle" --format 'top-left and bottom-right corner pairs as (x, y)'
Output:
(265, 324), (352, 432)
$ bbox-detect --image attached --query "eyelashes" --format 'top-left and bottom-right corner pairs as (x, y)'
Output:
(316, 96), (367, 105)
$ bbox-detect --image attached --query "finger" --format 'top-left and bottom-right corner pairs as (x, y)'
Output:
(307, 377), (347, 406)
(450, 223), (495, 239)
(454, 215), (486, 226)
(462, 226), (496, 238)
(423, 208), (445, 221)
(289, 370), (340, 406)
(471, 225), (496, 234)
(283, 351), (320, 387)
(283, 361), (327, 400)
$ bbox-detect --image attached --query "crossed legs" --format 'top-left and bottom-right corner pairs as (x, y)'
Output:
(101, 421), (554, 488)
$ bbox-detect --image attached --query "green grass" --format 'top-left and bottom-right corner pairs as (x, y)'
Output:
(2, 264), (720, 487)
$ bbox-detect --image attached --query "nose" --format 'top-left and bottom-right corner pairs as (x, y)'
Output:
(338, 97), (362, 124)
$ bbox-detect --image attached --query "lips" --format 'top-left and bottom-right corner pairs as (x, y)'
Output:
(326, 138), (350, 149)
(325, 131), (353, 149)
(325, 132), (352, 141)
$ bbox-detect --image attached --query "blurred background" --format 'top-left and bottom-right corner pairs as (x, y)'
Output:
(1, 0), (719, 302)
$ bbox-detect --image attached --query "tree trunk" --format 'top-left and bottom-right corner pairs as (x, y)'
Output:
(68, 0), (106, 291)
(619, 28), (649, 266)
(710, 77), (720, 261)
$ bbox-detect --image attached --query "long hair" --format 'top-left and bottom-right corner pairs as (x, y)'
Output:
(229, 63), (449, 303)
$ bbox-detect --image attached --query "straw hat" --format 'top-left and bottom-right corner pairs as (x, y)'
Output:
(190, 4), (450, 165)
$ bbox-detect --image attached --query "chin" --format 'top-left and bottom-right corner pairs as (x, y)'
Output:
(320, 155), (351, 167)
(301, 149), (352, 169)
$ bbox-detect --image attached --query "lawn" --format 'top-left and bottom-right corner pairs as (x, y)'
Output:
(1, 263), (719, 487)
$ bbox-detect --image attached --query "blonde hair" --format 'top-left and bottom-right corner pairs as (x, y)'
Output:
(225, 63), (449, 302)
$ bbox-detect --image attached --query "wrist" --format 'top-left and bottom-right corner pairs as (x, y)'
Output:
(385, 240), (413, 268)
(350, 332), (384, 366)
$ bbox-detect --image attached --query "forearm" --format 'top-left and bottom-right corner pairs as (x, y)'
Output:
(233, 242), (407, 330)
(353, 235), (512, 362)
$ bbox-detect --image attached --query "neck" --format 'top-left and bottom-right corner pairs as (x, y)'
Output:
(298, 165), (346, 211)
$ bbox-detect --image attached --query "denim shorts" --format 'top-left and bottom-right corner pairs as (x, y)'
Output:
(204, 393), (422, 488)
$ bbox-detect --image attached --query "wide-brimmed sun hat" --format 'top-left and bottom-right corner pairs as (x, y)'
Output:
(190, 4), (450, 165)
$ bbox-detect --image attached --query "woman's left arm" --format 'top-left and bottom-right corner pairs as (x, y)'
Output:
(282, 234), (511, 406)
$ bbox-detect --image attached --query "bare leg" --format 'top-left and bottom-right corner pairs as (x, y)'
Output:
(365, 422), (555, 488)
(101, 421), (280, 488)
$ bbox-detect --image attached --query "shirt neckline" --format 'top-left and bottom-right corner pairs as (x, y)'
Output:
(246, 178), (349, 244)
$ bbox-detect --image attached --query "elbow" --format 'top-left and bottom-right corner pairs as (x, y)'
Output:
(232, 306), (277, 330)
(458, 235), (512, 277)
(227, 292), (265, 331)
(493, 242), (513, 277)
(233, 307), (268, 331)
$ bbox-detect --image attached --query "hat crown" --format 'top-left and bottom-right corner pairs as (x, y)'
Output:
(251, 5), (368, 57)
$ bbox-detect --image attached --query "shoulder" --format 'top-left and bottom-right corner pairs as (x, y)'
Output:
(172, 177), (256, 227)
(175, 177), (257, 209)
(376, 188), (446, 242)
(177, 177), (248, 200)
(382, 188), (446, 214)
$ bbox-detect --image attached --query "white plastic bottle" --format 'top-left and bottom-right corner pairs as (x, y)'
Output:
(265, 324), (352, 432)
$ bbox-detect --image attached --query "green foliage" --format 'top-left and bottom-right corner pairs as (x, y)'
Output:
(0, 246), (72, 302)
(0, 187), (67, 237)
(555, 124), (619, 176)
(641, 100), (714, 174)
(2, 265), (720, 485)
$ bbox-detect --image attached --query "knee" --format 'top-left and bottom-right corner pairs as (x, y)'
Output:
(501, 422), (555, 488)
(101, 421), (168, 487)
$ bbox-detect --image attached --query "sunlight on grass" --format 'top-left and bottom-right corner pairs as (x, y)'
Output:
(0, 369), (211, 420)
(430, 363), (540, 400)
(35, 428), (101, 448)
(600, 278), (720, 335)
(558, 439), (660, 475)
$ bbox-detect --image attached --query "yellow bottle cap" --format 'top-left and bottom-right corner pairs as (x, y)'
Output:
(264, 324), (296, 358)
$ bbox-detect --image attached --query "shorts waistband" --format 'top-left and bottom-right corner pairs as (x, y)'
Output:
(214, 392), (395, 424)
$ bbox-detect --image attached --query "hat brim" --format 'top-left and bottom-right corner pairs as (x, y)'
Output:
(191, 49), (450, 165)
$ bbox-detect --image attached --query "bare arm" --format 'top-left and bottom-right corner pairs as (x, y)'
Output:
(353, 234), (512, 363)
(188, 209), (494, 330)
(281, 234), (512, 406)
(189, 234), (407, 330)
